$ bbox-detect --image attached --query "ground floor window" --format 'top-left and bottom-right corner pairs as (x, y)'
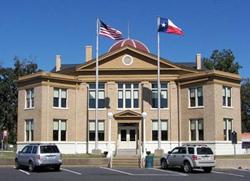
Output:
(224, 118), (233, 141)
(25, 119), (34, 141)
(152, 120), (168, 141)
(190, 119), (204, 141)
(53, 119), (67, 141)
(89, 120), (105, 141)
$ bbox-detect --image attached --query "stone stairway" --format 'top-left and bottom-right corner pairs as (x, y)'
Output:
(112, 156), (141, 168)
(112, 149), (141, 168)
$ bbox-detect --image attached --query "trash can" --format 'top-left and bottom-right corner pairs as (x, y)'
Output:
(145, 155), (154, 168)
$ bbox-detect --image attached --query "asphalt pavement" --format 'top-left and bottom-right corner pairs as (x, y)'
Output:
(0, 166), (249, 181)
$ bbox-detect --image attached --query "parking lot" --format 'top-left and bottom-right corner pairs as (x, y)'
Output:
(1, 167), (250, 181)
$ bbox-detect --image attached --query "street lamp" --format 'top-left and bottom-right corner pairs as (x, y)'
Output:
(141, 112), (147, 158)
(107, 112), (113, 159)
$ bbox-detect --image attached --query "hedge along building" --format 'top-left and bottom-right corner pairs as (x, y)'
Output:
(17, 38), (242, 155)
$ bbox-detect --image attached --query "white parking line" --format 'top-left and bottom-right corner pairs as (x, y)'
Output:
(100, 167), (133, 175)
(212, 171), (244, 177)
(61, 168), (82, 175)
(150, 168), (188, 176)
(18, 169), (30, 175)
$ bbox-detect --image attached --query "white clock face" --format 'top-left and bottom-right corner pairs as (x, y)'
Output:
(122, 55), (133, 66)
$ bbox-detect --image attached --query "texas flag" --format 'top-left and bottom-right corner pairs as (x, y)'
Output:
(158, 18), (184, 35)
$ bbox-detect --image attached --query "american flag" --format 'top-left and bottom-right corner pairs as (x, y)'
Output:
(99, 20), (123, 40)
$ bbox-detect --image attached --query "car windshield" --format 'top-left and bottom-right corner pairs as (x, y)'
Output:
(40, 145), (59, 153)
(197, 147), (213, 155)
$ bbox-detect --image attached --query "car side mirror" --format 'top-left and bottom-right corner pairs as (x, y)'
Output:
(168, 151), (171, 154)
(18, 151), (21, 154)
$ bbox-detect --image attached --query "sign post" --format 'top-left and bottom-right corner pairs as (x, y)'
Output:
(231, 131), (237, 156)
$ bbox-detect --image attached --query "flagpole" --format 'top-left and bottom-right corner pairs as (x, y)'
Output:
(95, 18), (99, 150)
(157, 17), (161, 150)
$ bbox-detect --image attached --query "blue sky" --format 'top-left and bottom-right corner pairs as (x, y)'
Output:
(0, 0), (249, 78)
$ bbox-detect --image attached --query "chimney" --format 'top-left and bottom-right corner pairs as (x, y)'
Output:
(196, 53), (202, 70)
(85, 45), (92, 62)
(55, 55), (61, 72)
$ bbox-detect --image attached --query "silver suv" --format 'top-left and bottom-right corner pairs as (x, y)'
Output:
(15, 144), (62, 172)
(160, 145), (215, 173)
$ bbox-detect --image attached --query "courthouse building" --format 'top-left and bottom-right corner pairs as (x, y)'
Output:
(17, 38), (242, 155)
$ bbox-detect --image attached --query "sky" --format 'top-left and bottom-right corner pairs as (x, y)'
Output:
(0, 0), (250, 78)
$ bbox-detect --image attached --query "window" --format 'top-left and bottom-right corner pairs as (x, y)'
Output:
(188, 147), (194, 154)
(151, 82), (168, 108)
(89, 120), (105, 141)
(53, 88), (67, 108)
(152, 120), (168, 141)
(223, 86), (232, 107)
(189, 87), (203, 107)
(118, 83), (139, 109)
(53, 119), (67, 141)
(190, 119), (204, 141)
(170, 147), (186, 154)
(25, 88), (34, 108)
(32, 146), (38, 154)
(25, 119), (34, 141)
(88, 83), (105, 109)
(224, 118), (233, 141)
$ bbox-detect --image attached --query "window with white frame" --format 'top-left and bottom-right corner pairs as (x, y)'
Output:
(224, 118), (232, 141)
(151, 82), (168, 108)
(53, 88), (67, 108)
(25, 88), (34, 109)
(88, 83), (105, 109)
(189, 87), (203, 107)
(89, 120), (105, 141)
(118, 83), (139, 109)
(223, 86), (232, 107)
(53, 119), (67, 141)
(25, 119), (34, 141)
(152, 120), (168, 141)
(190, 119), (204, 141)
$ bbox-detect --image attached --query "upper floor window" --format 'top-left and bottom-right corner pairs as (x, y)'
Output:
(152, 120), (168, 141)
(223, 86), (232, 107)
(25, 88), (34, 109)
(25, 119), (34, 141)
(53, 88), (67, 108)
(190, 119), (204, 141)
(151, 82), (168, 108)
(118, 83), (139, 109)
(189, 87), (203, 107)
(89, 120), (105, 141)
(89, 83), (105, 109)
(53, 119), (67, 141)
(224, 118), (232, 141)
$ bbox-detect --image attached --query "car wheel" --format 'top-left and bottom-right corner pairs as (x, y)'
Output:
(161, 159), (168, 169)
(28, 161), (35, 172)
(15, 159), (20, 169)
(183, 161), (192, 173)
(54, 165), (61, 171)
(203, 167), (212, 173)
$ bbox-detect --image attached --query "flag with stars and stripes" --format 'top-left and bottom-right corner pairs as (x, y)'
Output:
(99, 20), (123, 40)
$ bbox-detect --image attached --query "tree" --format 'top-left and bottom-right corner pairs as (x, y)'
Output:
(241, 78), (250, 132)
(0, 56), (39, 144)
(203, 49), (241, 74)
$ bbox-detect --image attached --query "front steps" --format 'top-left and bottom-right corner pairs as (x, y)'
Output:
(112, 149), (141, 168)
(112, 156), (141, 168)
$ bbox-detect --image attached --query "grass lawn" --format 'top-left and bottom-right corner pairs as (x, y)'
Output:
(216, 154), (250, 159)
(62, 153), (106, 159)
(0, 151), (15, 159)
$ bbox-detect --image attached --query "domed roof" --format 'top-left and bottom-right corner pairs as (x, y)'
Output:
(108, 38), (150, 53)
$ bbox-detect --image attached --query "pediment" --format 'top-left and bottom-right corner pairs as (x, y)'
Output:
(76, 46), (195, 73)
(114, 110), (142, 119)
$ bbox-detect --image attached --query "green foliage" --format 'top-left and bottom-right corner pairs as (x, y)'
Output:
(0, 57), (38, 143)
(241, 78), (250, 132)
(203, 49), (241, 74)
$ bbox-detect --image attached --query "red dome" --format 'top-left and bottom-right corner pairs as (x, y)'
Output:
(108, 38), (150, 53)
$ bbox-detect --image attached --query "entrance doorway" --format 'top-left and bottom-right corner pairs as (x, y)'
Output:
(118, 123), (138, 149)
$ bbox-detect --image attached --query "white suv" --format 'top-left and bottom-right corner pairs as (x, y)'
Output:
(160, 145), (215, 173)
